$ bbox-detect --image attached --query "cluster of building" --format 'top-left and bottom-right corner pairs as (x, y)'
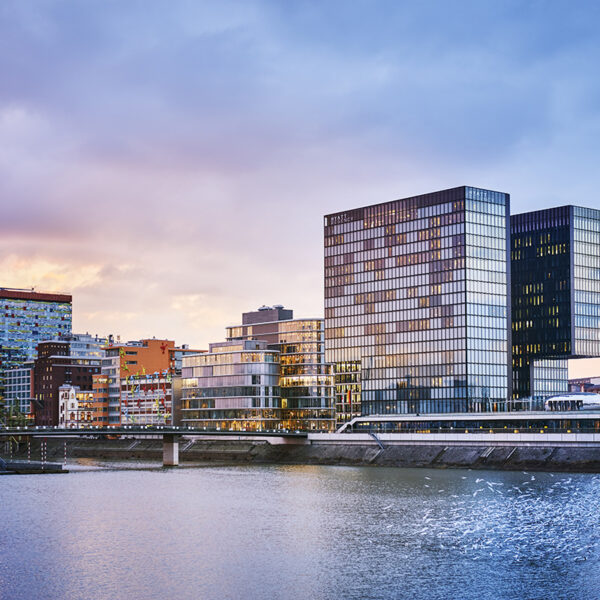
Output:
(0, 291), (333, 431)
(325, 188), (600, 423)
(1, 185), (599, 431)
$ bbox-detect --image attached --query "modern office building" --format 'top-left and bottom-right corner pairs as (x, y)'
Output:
(68, 333), (107, 358)
(324, 186), (511, 423)
(511, 205), (600, 403)
(0, 287), (72, 397)
(181, 339), (281, 430)
(225, 306), (335, 431)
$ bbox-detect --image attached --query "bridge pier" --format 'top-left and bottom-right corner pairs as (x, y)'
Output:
(163, 434), (179, 467)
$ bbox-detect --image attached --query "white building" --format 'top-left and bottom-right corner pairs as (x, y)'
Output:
(58, 385), (94, 428)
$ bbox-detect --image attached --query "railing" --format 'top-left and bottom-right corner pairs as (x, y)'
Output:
(0, 425), (308, 436)
(348, 426), (600, 435)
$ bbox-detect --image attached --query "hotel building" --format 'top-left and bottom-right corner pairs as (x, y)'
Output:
(511, 206), (600, 403)
(324, 186), (511, 423)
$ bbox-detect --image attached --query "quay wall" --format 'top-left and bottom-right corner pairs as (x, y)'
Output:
(5, 435), (600, 472)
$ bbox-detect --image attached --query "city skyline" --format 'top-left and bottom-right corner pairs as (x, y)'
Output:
(2, 1), (600, 379)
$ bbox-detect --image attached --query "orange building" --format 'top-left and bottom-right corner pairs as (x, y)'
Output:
(91, 374), (110, 427)
(93, 338), (205, 426)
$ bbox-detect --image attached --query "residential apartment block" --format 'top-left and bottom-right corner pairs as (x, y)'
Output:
(33, 339), (102, 426)
(98, 338), (202, 426)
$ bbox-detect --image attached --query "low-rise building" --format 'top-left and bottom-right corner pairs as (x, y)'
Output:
(226, 306), (335, 431)
(120, 371), (180, 426)
(58, 385), (94, 428)
(3, 361), (34, 417)
(569, 377), (600, 394)
(95, 338), (203, 426)
(181, 340), (280, 431)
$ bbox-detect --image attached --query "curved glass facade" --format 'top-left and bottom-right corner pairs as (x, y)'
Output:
(181, 340), (281, 431)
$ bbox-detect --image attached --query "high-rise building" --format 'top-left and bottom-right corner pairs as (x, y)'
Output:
(511, 205), (600, 403)
(0, 287), (72, 397)
(324, 186), (511, 424)
(225, 306), (335, 431)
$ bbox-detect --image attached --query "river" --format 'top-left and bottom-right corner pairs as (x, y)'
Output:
(1, 462), (599, 600)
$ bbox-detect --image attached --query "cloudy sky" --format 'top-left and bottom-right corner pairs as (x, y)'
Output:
(2, 1), (600, 373)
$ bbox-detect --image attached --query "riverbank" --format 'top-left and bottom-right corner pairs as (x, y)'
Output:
(5, 437), (600, 472)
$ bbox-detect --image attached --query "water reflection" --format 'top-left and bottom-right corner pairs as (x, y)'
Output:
(1, 464), (599, 600)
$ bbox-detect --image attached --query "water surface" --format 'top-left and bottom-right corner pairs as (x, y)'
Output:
(1, 462), (599, 600)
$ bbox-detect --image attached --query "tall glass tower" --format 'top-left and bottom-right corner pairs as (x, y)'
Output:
(511, 205), (600, 403)
(324, 186), (511, 424)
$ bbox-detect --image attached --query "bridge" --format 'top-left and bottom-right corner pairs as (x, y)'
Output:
(0, 426), (308, 467)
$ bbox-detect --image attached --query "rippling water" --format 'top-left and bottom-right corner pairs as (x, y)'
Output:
(1, 462), (599, 600)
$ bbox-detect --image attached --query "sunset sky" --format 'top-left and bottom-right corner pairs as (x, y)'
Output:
(2, 1), (600, 374)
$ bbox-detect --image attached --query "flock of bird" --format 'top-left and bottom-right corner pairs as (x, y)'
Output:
(378, 471), (600, 567)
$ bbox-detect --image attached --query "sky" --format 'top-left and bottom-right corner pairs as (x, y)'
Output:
(1, 1), (600, 375)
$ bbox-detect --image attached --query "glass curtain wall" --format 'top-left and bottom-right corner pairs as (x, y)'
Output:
(324, 186), (510, 422)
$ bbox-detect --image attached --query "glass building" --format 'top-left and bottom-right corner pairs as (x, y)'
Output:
(181, 340), (281, 431)
(324, 186), (511, 424)
(226, 306), (335, 431)
(511, 205), (600, 403)
(0, 287), (72, 398)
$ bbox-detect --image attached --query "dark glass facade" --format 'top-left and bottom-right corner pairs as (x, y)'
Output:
(511, 205), (600, 402)
(324, 186), (511, 424)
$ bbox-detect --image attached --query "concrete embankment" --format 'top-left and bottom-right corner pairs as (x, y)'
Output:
(0, 460), (67, 474)
(5, 437), (600, 472)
